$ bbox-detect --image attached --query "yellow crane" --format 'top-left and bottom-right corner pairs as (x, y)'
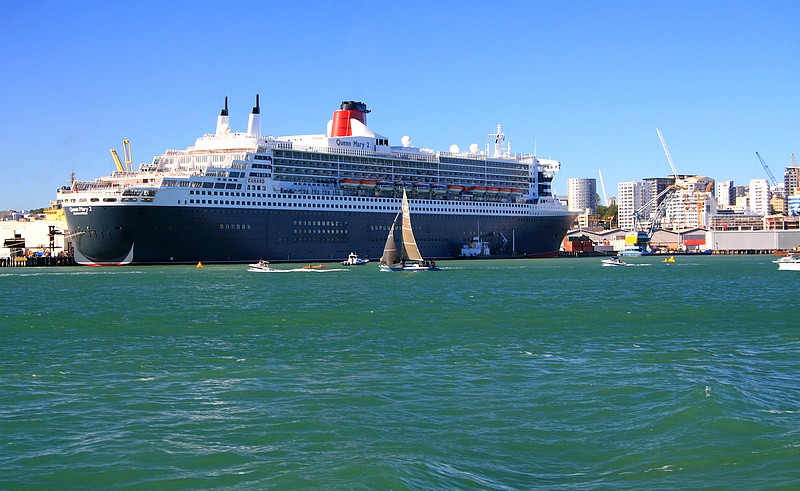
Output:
(109, 138), (134, 172)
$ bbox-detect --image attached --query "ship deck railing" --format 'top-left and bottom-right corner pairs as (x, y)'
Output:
(257, 141), (537, 164)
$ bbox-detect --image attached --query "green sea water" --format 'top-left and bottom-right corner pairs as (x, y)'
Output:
(1, 255), (799, 489)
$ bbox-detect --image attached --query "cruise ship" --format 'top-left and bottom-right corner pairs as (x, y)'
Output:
(58, 96), (576, 265)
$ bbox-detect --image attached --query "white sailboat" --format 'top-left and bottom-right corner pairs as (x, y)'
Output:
(379, 189), (440, 271)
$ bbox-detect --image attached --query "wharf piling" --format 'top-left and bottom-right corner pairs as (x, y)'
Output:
(0, 256), (76, 267)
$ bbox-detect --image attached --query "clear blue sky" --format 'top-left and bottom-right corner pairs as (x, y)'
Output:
(1, 1), (798, 210)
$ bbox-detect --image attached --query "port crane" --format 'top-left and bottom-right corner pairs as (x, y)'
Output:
(598, 169), (609, 206)
(110, 138), (134, 172)
(755, 152), (778, 187)
(656, 128), (680, 178)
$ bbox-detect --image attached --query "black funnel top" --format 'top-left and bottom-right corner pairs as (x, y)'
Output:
(221, 96), (229, 116)
(252, 94), (260, 114)
(340, 101), (369, 113)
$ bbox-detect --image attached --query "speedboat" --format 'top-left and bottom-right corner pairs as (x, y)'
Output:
(776, 254), (800, 271)
(248, 260), (276, 272)
(601, 256), (626, 267)
(341, 252), (369, 266)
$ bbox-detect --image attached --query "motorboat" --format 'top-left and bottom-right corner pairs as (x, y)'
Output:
(776, 254), (800, 271)
(341, 252), (369, 266)
(601, 256), (627, 267)
(248, 259), (276, 272)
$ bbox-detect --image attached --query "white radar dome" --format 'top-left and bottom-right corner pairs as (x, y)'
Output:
(449, 144), (460, 153)
(469, 143), (479, 154)
(401, 135), (411, 147)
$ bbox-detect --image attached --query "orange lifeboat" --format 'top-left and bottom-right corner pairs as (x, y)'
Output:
(339, 178), (359, 189)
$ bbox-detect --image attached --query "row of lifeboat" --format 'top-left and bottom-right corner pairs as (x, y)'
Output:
(339, 179), (523, 197)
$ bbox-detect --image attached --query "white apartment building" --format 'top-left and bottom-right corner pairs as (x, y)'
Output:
(617, 181), (649, 231)
(663, 176), (715, 229)
(749, 178), (772, 216)
(716, 180), (735, 208)
(567, 178), (597, 214)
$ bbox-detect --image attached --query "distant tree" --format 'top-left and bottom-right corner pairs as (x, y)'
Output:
(597, 204), (618, 229)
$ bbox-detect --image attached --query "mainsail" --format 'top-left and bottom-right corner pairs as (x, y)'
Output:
(400, 189), (424, 261)
(380, 211), (401, 266)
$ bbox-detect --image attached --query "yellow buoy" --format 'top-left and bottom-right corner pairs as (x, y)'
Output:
(196, 261), (204, 268)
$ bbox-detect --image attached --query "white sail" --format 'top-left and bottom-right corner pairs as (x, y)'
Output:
(400, 189), (424, 262)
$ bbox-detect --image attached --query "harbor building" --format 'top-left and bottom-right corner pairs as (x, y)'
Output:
(567, 178), (597, 228)
(617, 180), (649, 231)
(567, 178), (597, 214)
(784, 165), (799, 197)
(716, 180), (735, 209)
(661, 176), (715, 229)
(749, 178), (772, 216)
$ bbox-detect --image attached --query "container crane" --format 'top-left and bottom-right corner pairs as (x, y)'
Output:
(755, 152), (778, 187)
(656, 128), (680, 178)
(598, 169), (609, 206)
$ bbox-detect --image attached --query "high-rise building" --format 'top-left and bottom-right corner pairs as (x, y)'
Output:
(567, 178), (597, 215)
(749, 179), (772, 216)
(617, 181), (649, 231)
(716, 180), (735, 208)
(785, 165), (800, 197)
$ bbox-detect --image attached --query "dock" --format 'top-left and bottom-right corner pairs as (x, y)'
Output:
(0, 255), (75, 267)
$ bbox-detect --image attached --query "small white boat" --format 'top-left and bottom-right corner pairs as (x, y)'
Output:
(776, 254), (800, 271)
(460, 236), (490, 257)
(341, 252), (369, 266)
(248, 259), (277, 272)
(602, 256), (627, 267)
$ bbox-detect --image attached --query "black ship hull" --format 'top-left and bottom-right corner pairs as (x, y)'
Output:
(65, 205), (574, 265)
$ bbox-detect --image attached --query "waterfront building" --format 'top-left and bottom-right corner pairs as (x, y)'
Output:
(617, 181), (649, 231)
(567, 178), (597, 215)
(788, 195), (800, 217)
(785, 165), (800, 197)
(749, 178), (772, 216)
(716, 180), (735, 209)
(663, 176), (715, 229)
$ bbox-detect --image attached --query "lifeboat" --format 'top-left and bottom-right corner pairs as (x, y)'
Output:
(498, 188), (512, 197)
(485, 187), (500, 196)
(509, 188), (524, 197)
(339, 178), (359, 189)
(431, 183), (448, 195)
(377, 180), (395, 192)
(359, 179), (377, 190)
(414, 182), (431, 194)
(469, 186), (486, 196)
(447, 184), (463, 194)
